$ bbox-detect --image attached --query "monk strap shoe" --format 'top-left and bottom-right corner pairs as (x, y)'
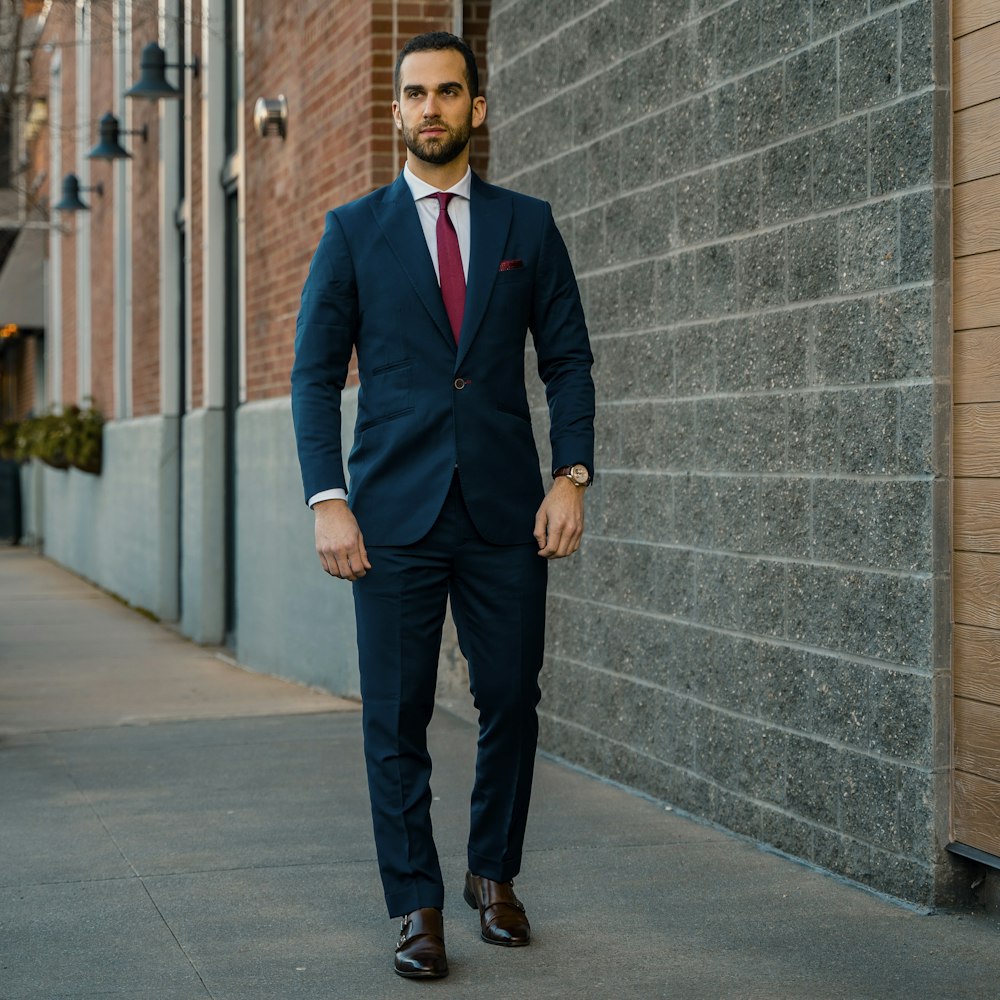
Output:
(393, 907), (448, 979)
(463, 871), (531, 947)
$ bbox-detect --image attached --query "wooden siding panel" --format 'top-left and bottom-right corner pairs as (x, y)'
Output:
(954, 624), (1000, 702)
(955, 699), (1000, 781)
(954, 327), (1000, 402)
(954, 250), (1000, 330)
(954, 551), (1000, 628)
(955, 1), (1000, 39)
(954, 175), (1000, 256)
(954, 403), (1000, 475)
(955, 478), (1000, 551)
(954, 100), (1000, 183)
(953, 770), (1000, 855)
(955, 22), (1000, 110)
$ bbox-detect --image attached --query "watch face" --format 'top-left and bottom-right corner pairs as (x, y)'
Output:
(570, 465), (589, 485)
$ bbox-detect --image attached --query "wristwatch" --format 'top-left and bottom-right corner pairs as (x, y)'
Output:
(553, 464), (592, 487)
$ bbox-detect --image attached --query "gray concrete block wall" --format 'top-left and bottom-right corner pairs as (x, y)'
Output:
(488, 0), (951, 903)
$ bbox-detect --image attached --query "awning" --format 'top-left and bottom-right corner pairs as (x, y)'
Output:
(0, 228), (45, 329)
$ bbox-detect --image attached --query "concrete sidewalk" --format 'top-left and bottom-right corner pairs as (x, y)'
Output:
(1, 548), (999, 1000)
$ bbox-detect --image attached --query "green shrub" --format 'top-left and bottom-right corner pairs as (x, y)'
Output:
(4, 405), (104, 475)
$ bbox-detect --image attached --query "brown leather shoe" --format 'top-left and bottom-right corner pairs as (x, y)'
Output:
(393, 907), (448, 979)
(463, 871), (531, 947)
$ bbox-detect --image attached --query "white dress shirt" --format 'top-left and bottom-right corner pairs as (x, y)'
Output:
(308, 165), (472, 509)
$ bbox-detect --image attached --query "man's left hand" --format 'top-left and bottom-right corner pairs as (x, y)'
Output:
(534, 477), (586, 559)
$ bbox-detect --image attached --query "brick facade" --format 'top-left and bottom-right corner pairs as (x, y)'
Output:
(489, 0), (950, 903)
(244, 1), (490, 400)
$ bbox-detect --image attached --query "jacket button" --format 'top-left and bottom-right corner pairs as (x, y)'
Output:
(454, 378), (466, 389)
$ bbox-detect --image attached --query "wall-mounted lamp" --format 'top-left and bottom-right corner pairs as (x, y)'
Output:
(53, 174), (104, 213)
(254, 96), (288, 139)
(87, 112), (149, 160)
(124, 42), (200, 101)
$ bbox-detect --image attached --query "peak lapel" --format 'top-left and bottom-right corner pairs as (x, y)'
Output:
(372, 174), (455, 350)
(455, 177), (513, 369)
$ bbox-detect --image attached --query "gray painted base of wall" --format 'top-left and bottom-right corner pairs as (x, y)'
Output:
(40, 415), (180, 621)
(233, 395), (360, 698)
(180, 408), (226, 644)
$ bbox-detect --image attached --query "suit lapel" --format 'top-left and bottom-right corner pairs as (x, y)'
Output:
(372, 174), (455, 350)
(456, 175), (513, 370)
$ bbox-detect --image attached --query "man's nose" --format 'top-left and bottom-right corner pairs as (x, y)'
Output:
(422, 95), (439, 117)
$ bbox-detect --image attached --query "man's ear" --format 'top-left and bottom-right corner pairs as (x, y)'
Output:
(472, 95), (487, 129)
(391, 101), (402, 130)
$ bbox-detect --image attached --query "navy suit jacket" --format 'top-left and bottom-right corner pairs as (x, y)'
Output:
(291, 171), (595, 547)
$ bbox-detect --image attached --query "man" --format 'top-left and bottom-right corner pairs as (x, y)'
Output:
(291, 31), (594, 979)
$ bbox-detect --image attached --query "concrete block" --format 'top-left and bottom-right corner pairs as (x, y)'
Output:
(838, 389), (899, 475)
(713, 475), (762, 553)
(899, 189), (935, 283)
(762, 137), (812, 224)
(717, 155), (760, 236)
(810, 659), (873, 748)
(784, 38), (837, 133)
(870, 668), (934, 764)
(631, 185), (676, 262)
(900, 0), (934, 93)
(677, 172), (718, 246)
(812, 478), (933, 572)
(696, 242), (738, 317)
(837, 200), (898, 293)
(871, 93), (933, 195)
(714, 0), (761, 79)
(812, 0), (869, 37)
(839, 11), (899, 115)
(587, 138), (622, 209)
(788, 216), (838, 301)
(738, 230), (786, 309)
(811, 117), (869, 211)
(618, 0), (689, 51)
(759, 0), (811, 60)
(760, 476), (811, 558)
(757, 643), (816, 731)
(785, 734), (842, 827)
(656, 252), (698, 326)
(737, 64), (784, 152)
(897, 382), (935, 476)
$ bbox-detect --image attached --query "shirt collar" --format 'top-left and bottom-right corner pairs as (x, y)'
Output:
(403, 162), (472, 202)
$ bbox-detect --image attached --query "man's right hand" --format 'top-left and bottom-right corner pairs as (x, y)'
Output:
(314, 499), (371, 580)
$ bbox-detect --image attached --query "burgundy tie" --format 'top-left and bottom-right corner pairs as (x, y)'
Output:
(432, 192), (465, 344)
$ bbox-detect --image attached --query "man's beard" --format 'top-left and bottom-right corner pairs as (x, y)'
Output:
(402, 114), (472, 165)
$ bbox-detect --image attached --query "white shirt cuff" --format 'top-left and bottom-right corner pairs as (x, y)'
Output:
(309, 488), (348, 508)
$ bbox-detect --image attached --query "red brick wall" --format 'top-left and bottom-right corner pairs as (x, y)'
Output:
(89, 0), (115, 415)
(130, 39), (162, 417)
(189, 18), (204, 411)
(56, 7), (77, 408)
(244, 1), (492, 401)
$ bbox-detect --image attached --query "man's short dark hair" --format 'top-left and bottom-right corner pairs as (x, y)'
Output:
(394, 32), (480, 99)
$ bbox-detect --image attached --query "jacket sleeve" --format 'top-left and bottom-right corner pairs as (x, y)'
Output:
(529, 203), (596, 477)
(290, 211), (359, 504)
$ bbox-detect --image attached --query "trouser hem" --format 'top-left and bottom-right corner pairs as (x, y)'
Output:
(385, 884), (445, 919)
(467, 849), (521, 884)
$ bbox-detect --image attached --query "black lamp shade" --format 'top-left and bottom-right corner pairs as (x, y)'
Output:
(53, 174), (90, 212)
(87, 113), (132, 160)
(125, 42), (181, 100)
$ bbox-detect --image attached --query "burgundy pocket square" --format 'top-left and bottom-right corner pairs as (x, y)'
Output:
(499, 258), (524, 271)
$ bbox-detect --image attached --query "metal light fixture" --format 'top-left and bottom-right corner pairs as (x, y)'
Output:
(53, 174), (104, 213)
(124, 42), (200, 101)
(254, 96), (288, 139)
(87, 112), (149, 160)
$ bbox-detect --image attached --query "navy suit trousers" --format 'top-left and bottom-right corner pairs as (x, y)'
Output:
(352, 474), (547, 917)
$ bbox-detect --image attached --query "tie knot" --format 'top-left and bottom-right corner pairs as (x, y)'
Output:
(432, 191), (454, 212)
